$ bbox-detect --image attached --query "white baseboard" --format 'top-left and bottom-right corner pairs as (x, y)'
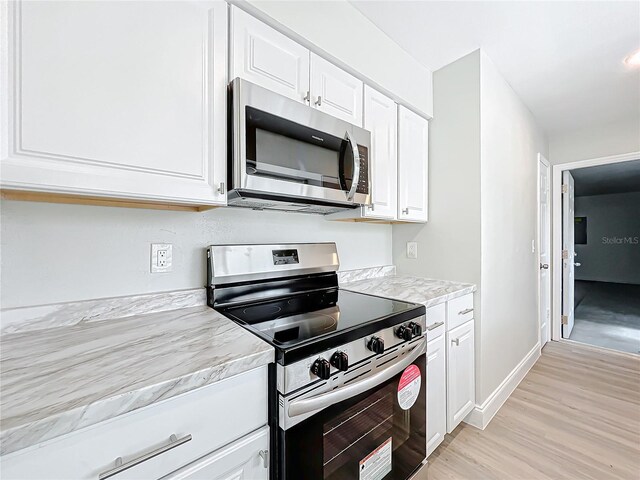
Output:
(464, 342), (541, 430)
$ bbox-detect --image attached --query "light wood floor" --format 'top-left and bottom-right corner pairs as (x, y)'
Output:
(415, 341), (640, 480)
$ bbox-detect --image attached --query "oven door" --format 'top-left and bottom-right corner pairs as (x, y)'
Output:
(231, 78), (370, 206)
(280, 341), (426, 480)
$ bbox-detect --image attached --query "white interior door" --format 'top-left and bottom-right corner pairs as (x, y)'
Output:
(562, 170), (575, 338)
(538, 156), (551, 347)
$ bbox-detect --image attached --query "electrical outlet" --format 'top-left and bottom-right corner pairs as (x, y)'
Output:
(407, 242), (418, 259)
(151, 243), (172, 273)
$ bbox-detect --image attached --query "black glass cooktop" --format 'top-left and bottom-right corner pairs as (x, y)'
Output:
(218, 288), (424, 364)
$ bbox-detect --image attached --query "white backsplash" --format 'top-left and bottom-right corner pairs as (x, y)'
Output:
(0, 200), (392, 311)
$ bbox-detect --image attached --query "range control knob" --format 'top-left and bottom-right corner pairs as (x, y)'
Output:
(408, 321), (423, 338)
(367, 336), (385, 354)
(310, 358), (331, 380)
(396, 325), (413, 341)
(330, 351), (349, 371)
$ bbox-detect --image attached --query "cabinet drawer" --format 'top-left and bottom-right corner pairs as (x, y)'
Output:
(164, 426), (269, 480)
(425, 303), (445, 341)
(1, 366), (268, 480)
(446, 293), (474, 330)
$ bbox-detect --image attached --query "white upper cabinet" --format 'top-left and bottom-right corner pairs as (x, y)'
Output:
(363, 86), (397, 219)
(231, 7), (310, 103)
(310, 54), (363, 126)
(397, 105), (429, 222)
(0, 0), (227, 206)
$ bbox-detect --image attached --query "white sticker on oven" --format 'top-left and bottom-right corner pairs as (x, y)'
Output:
(359, 437), (392, 480)
(397, 364), (421, 410)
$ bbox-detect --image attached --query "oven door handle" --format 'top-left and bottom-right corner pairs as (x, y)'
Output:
(345, 130), (360, 202)
(288, 338), (426, 418)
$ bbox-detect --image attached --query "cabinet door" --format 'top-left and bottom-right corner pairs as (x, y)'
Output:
(363, 86), (397, 219)
(310, 53), (363, 126)
(0, 0), (227, 205)
(397, 106), (428, 222)
(231, 6), (309, 103)
(446, 320), (475, 433)
(426, 334), (446, 457)
(165, 427), (269, 480)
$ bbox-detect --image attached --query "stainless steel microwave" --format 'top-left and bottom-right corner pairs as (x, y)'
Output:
(228, 78), (371, 214)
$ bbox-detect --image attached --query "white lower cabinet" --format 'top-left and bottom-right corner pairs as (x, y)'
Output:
(426, 332), (446, 457)
(446, 320), (475, 433)
(0, 366), (269, 480)
(164, 427), (269, 480)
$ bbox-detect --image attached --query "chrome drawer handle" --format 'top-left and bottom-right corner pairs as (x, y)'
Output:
(458, 308), (473, 315)
(402, 208), (409, 215)
(451, 338), (460, 346)
(426, 321), (444, 331)
(315, 95), (322, 106)
(98, 434), (192, 480)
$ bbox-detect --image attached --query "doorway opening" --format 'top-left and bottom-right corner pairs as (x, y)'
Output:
(557, 158), (640, 354)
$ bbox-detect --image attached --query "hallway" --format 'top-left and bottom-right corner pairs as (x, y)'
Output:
(570, 281), (640, 354)
(417, 341), (640, 480)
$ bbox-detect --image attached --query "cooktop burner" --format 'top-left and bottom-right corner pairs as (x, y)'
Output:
(219, 288), (421, 362)
(207, 243), (426, 364)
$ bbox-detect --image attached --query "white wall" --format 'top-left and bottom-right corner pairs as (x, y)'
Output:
(0, 201), (391, 308)
(241, 0), (433, 116)
(393, 49), (548, 406)
(392, 50), (481, 285)
(574, 192), (640, 285)
(478, 52), (547, 403)
(549, 116), (640, 165)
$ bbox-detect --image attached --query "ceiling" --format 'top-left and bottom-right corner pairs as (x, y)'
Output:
(572, 159), (640, 196)
(350, 1), (640, 136)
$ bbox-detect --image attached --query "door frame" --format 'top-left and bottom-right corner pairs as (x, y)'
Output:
(551, 151), (640, 341)
(537, 153), (551, 346)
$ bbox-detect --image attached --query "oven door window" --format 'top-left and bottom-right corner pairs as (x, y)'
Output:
(281, 355), (426, 480)
(245, 106), (357, 191)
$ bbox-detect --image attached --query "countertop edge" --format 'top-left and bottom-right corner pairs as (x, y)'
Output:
(0, 345), (274, 456)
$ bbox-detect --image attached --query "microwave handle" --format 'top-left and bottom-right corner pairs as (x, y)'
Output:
(344, 131), (360, 201)
(288, 337), (426, 418)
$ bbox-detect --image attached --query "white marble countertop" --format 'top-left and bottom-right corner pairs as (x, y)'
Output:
(0, 306), (274, 455)
(342, 274), (476, 308)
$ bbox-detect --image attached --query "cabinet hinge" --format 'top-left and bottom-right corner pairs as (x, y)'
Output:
(562, 250), (568, 259)
(561, 184), (568, 194)
(561, 315), (568, 325)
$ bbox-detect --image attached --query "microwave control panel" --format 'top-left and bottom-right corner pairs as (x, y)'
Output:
(356, 146), (369, 194)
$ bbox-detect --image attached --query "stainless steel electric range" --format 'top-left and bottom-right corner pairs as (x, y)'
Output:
(207, 243), (427, 480)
